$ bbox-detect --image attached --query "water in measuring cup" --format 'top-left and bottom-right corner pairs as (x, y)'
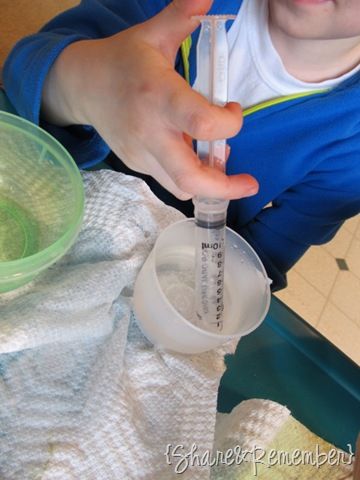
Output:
(157, 248), (228, 333)
(0, 195), (39, 261)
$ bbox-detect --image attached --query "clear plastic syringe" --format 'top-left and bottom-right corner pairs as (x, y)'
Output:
(192, 15), (235, 331)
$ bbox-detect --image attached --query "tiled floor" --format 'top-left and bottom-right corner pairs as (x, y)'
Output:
(275, 214), (360, 366)
(1, 2), (359, 367)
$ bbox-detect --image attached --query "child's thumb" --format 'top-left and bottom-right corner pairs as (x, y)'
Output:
(143, 0), (213, 54)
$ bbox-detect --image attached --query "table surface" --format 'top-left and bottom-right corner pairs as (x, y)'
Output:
(219, 296), (360, 451)
(1, 88), (359, 452)
(0, 90), (16, 114)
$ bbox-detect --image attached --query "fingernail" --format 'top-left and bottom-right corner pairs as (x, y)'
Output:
(246, 186), (258, 196)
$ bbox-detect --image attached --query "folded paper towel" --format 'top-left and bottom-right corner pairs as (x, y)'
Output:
(0, 171), (353, 479)
(0, 170), (183, 354)
(212, 399), (354, 479)
(0, 171), (236, 479)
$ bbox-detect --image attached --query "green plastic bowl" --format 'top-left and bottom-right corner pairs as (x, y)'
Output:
(0, 111), (84, 292)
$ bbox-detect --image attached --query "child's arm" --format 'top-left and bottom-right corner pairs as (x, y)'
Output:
(4, 0), (258, 200)
(238, 168), (360, 291)
(3, 0), (155, 167)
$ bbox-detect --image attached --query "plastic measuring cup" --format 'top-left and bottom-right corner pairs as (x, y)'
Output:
(133, 219), (271, 354)
(0, 110), (84, 292)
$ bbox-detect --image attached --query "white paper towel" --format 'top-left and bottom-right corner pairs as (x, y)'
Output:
(0, 170), (236, 479)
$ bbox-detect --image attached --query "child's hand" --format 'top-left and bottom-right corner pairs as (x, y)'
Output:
(42, 0), (258, 200)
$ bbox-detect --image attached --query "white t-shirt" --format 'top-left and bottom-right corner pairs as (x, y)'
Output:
(224, 0), (360, 109)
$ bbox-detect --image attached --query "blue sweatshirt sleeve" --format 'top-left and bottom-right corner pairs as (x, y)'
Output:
(238, 153), (360, 291)
(3, 0), (168, 168)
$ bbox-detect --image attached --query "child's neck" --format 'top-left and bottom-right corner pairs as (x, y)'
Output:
(268, 22), (360, 83)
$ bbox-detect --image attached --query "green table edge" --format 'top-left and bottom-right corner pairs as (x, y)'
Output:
(219, 296), (360, 452)
(0, 89), (17, 115)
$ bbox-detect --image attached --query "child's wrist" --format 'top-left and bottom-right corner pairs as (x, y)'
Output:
(41, 39), (94, 127)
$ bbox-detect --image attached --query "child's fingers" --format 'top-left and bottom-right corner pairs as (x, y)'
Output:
(182, 134), (231, 162)
(143, 0), (213, 57)
(143, 158), (194, 201)
(148, 132), (258, 200)
(165, 74), (243, 141)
